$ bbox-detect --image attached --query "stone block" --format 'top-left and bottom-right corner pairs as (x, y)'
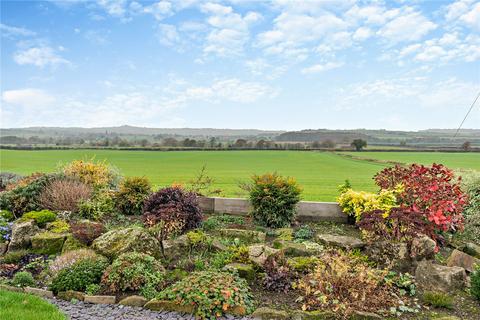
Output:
(24, 287), (54, 298)
(84, 295), (116, 304)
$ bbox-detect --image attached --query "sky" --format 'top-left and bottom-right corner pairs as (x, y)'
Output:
(0, 0), (479, 131)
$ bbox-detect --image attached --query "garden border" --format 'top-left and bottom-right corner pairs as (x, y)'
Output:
(198, 197), (347, 223)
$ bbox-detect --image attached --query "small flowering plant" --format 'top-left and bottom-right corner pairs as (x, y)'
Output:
(0, 217), (13, 242)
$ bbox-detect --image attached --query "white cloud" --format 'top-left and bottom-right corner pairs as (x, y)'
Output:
(143, 1), (173, 20)
(377, 10), (437, 43)
(84, 30), (109, 45)
(200, 2), (261, 57)
(445, 0), (474, 21)
(2, 88), (55, 107)
(461, 2), (480, 29)
(0, 23), (36, 38)
(13, 46), (70, 67)
(157, 24), (181, 47)
(301, 61), (345, 74)
(15, 47), (66, 67)
(96, 0), (128, 17)
(353, 27), (372, 41)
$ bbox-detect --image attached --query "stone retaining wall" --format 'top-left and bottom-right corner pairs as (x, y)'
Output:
(198, 197), (347, 223)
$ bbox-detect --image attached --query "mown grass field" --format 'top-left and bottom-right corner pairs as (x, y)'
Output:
(0, 150), (478, 201)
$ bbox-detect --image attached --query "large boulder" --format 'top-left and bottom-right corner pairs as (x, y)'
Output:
(0, 242), (7, 256)
(252, 307), (289, 320)
(415, 260), (466, 292)
(91, 227), (161, 259)
(248, 244), (279, 266)
(275, 240), (322, 257)
(316, 234), (364, 249)
(31, 232), (66, 255)
(410, 235), (436, 261)
(223, 263), (255, 282)
(447, 249), (480, 273)
(7, 220), (39, 252)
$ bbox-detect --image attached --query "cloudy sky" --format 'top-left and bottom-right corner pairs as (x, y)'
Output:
(1, 0), (479, 130)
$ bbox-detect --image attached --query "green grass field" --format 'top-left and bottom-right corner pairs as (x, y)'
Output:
(0, 150), (478, 201)
(0, 290), (66, 320)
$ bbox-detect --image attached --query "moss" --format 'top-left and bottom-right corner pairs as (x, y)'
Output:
(20, 210), (57, 228)
(31, 232), (66, 255)
(61, 234), (86, 253)
(287, 256), (320, 272)
(47, 220), (70, 234)
(223, 263), (256, 282)
(422, 291), (454, 309)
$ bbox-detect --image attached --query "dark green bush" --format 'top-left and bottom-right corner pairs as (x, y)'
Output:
(422, 291), (454, 309)
(249, 173), (302, 228)
(115, 176), (151, 215)
(101, 252), (165, 299)
(471, 265), (480, 301)
(12, 271), (35, 288)
(77, 190), (115, 220)
(49, 257), (109, 293)
(21, 210), (57, 227)
(158, 271), (254, 319)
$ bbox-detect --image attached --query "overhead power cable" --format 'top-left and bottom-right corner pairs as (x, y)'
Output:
(454, 90), (480, 138)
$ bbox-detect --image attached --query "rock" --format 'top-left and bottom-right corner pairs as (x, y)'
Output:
(228, 305), (247, 316)
(84, 295), (116, 304)
(31, 232), (66, 255)
(447, 249), (480, 273)
(61, 234), (86, 253)
(431, 317), (460, 320)
(144, 299), (195, 313)
(252, 307), (289, 319)
(316, 234), (364, 249)
(0, 242), (7, 255)
(7, 220), (39, 252)
(248, 244), (279, 266)
(0, 284), (24, 293)
(119, 295), (148, 307)
(464, 242), (480, 259)
(92, 227), (161, 259)
(24, 287), (54, 298)
(223, 263), (256, 281)
(291, 310), (336, 320)
(211, 238), (228, 251)
(276, 240), (322, 257)
(415, 260), (466, 292)
(365, 241), (411, 272)
(217, 228), (266, 243)
(350, 311), (382, 319)
(410, 235), (436, 261)
(57, 290), (85, 301)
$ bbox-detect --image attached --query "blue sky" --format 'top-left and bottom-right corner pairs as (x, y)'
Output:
(1, 0), (479, 130)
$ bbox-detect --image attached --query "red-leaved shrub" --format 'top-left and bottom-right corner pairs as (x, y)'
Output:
(374, 164), (466, 236)
(70, 220), (105, 245)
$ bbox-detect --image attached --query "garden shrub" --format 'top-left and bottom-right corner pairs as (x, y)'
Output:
(0, 250), (29, 264)
(77, 190), (115, 220)
(49, 257), (109, 293)
(383, 271), (416, 296)
(115, 176), (151, 215)
(263, 253), (294, 292)
(158, 270), (254, 319)
(0, 209), (14, 221)
(337, 188), (398, 222)
(249, 173), (302, 228)
(0, 173), (57, 217)
(294, 225), (314, 242)
(460, 170), (480, 217)
(39, 178), (92, 212)
(143, 186), (202, 255)
(357, 208), (430, 243)
(422, 291), (454, 309)
(70, 220), (105, 245)
(374, 164), (466, 237)
(21, 210), (57, 227)
(48, 249), (103, 277)
(471, 264), (480, 301)
(0, 216), (12, 242)
(85, 283), (101, 295)
(101, 252), (165, 299)
(287, 256), (320, 273)
(62, 159), (120, 189)
(12, 271), (35, 288)
(296, 250), (396, 316)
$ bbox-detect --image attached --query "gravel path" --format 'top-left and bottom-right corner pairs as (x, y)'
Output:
(47, 298), (253, 320)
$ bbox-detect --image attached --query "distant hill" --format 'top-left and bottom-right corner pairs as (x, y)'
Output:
(1, 125), (283, 139)
(275, 128), (480, 147)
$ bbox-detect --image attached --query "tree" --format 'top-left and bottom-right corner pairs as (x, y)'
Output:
(351, 139), (367, 151)
(234, 139), (248, 148)
(462, 141), (471, 151)
(320, 139), (335, 149)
